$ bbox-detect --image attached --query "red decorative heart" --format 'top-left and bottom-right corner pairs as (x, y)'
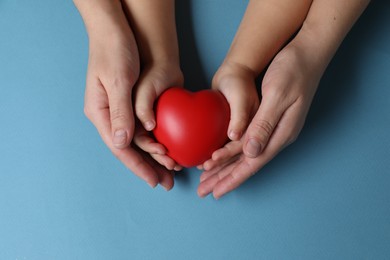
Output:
(153, 87), (230, 167)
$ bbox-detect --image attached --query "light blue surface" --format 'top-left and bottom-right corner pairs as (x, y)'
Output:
(1, 1), (389, 259)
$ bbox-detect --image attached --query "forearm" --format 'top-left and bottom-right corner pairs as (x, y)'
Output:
(295, 0), (370, 73)
(225, 0), (313, 74)
(73, 0), (131, 40)
(122, 0), (179, 65)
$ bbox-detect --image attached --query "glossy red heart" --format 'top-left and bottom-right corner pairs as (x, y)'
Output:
(153, 87), (230, 167)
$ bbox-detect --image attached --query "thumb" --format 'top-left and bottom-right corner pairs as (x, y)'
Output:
(134, 82), (159, 131)
(226, 92), (252, 141)
(134, 66), (184, 131)
(243, 96), (286, 158)
(107, 85), (135, 149)
(214, 76), (258, 141)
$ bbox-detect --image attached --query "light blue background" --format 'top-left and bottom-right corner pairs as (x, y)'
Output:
(1, 1), (389, 259)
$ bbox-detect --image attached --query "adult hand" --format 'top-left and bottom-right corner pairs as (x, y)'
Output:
(198, 0), (370, 199)
(198, 41), (320, 199)
(76, 0), (174, 190)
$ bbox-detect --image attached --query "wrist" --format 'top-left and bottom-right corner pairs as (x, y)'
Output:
(293, 24), (339, 75)
(74, 0), (123, 21)
(143, 59), (183, 84)
(212, 60), (257, 92)
(138, 41), (180, 67)
(214, 60), (256, 82)
(142, 53), (180, 68)
(294, 1), (370, 73)
(75, 0), (129, 40)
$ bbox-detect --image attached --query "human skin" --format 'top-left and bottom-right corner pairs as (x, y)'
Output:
(121, 0), (183, 172)
(198, 0), (371, 199)
(74, 0), (181, 190)
(211, 0), (314, 143)
(134, 0), (311, 171)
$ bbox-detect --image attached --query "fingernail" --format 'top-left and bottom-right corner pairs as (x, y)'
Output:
(144, 120), (155, 131)
(148, 182), (157, 189)
(197, 189), (206, 198)
(113, 129), (127, 147)
(245, 138), (261, 158)
(157, 148), (166, 155)
(229, 130), (240, 140)
(198, 193), (206, 198)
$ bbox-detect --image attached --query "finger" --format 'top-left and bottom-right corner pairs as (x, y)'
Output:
(133, 122), (183, 170)
(158, 169), (175, 191)
(227, 95), (251, 141)
(198, 174), (220, 198)
(213, 77), (255, 141)
(143, 154), (174, 191)
(200, 153), (240, 183)
(150, 153), (180, 171)
(135, 64), (185, 132)
(243, 93), (288, 158)
(134, 81), (158, 131)
(198, 158), (240, 198)
(174, 165), (183, 172)
(202, 141), (242, 171)
(133, 126), (166, 155)
(199, 162), (224, 184)
(212, 102), (306, 199)
(106, 78), (135, 149)
(202, 160), (218, 173)
(212, 157), (259, 199)
(202, 153), (241, 174)
(199, 166), (221, 184)
(88, 104), (159, 188)
(133, 125), (182, 171)
(211, 140), (242, 162)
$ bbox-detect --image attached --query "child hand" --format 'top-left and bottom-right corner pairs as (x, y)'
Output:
(198, 0), (370, 199)
(198, 61), (259, 170)
(132, 62), (184, 171)
(120, 0), (183, 171)
(198, 41), (321, 199)
(213, 61), (260, 141)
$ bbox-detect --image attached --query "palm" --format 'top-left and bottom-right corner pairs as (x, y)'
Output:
(198, 43), (321, 199)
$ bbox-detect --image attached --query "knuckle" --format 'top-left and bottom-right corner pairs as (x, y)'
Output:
(214, 74), (235, 88)
(282, 129), (300, 148)
(135, 103), (149, 119)
(83, 105), (94, 120)
(232, 113), (249, 128)
(252, 119), (274, 137)
(165, 161), (175, 171)
(130, 155), (144, 171)
(108, 73), (136, 94)
(262, 85), (288, 102)
(110, 108), (129, 124)
(287, 132), (299, 145)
